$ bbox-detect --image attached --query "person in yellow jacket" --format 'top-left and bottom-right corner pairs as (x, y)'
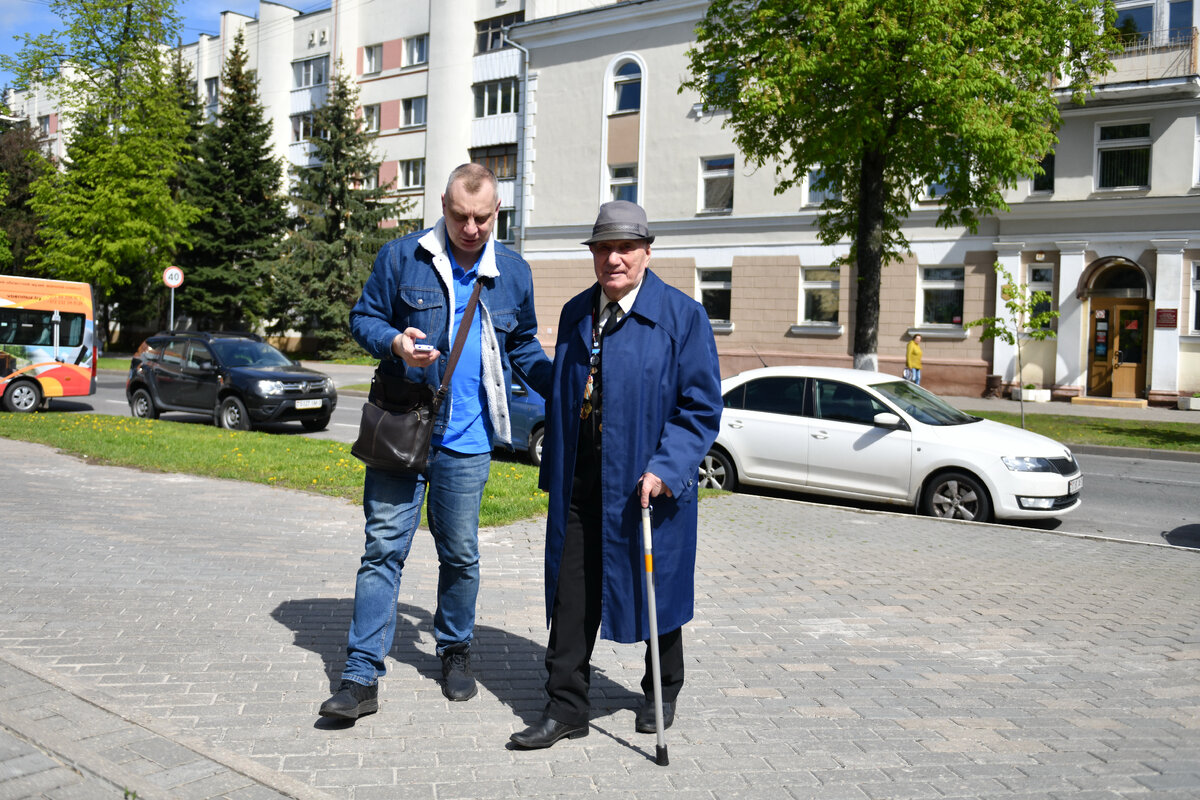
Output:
(905, 334), (923, 385)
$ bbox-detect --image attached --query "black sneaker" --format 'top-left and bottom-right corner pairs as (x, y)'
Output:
(318, 680), (378, 719)
(440, 644), (478, 701)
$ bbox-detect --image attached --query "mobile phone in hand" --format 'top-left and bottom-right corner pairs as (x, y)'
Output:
(412, 343), (436, 353)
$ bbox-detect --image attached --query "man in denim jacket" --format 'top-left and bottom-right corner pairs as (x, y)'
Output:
(319, 163), (551, 719)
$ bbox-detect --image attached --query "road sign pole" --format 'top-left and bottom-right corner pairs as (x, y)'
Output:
(169, 287), (175, 331)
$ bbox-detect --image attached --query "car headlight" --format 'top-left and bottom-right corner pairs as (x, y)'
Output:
(256, 379), (286, 396)
(1002, 456), (1056, 472)
(322, 378), (336, 393)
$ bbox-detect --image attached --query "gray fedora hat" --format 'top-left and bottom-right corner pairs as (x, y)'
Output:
(581, 200), (655, 245)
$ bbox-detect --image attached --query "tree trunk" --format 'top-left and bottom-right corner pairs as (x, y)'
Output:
(852, 147), (887, 371)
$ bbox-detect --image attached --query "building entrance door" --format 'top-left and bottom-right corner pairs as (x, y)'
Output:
(1087, 299), (1147, 398)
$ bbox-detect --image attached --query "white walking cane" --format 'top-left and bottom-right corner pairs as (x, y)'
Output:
(641, 503), (670, 766)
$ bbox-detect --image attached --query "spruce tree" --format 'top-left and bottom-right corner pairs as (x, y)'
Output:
(270, 62), (412, 358)
(179, 31), (287, 330)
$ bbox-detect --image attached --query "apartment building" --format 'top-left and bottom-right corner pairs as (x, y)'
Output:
(511, 0), (1200, 403)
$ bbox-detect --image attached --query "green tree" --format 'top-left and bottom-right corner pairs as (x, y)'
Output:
(965, 262), (1060, 429)
(0, 121), (53, 274)
(683, 0), (1120, 370)
(0, 174), (12, 270)
(3, 0), (200, 343)
(269, 63), (413, 358)
(178, 31), (287, 330)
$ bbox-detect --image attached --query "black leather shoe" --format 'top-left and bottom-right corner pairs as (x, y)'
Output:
(319, 680), (378, 720)
(510, 714), (589, 749)
(440, 645), (478, 701)
(635, 700), (674, 733)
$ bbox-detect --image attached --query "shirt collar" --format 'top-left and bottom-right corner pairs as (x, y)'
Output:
(600, 277), (643, 317)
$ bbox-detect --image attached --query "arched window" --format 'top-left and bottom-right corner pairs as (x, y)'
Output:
(613, 61), (641, 112)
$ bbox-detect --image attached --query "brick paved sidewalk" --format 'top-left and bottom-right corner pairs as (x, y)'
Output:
(1, 437), (1198, 799)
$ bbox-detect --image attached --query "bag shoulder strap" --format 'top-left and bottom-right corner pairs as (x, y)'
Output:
(434, 280), (483, 407)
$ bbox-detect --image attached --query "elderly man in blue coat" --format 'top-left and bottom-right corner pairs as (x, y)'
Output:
(510, 200), (723, 750)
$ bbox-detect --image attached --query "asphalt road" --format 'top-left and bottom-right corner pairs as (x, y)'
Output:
(46, 373), (1200, 550)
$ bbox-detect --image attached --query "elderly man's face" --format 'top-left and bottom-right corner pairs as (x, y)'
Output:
(442, 179), (499, 265)
(590, 239), (650, 301)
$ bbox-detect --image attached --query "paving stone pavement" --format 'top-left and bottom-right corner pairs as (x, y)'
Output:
(1, 436), (1198, 800)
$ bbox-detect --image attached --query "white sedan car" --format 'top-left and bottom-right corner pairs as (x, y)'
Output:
(698, 366), (1082, 522)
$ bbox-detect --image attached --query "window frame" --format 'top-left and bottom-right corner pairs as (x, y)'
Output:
(402, 96), (427, 127)
(1095, 120), (1152, 190)
(699, 155), (735, 213)
(609, 164), (638, 203)
(1028, 264), (1057, 331)
(612, 60), (642, 114)
(292, 56), (329, 89)
(1192, 262), (1200, 333)
(918, 266), (966, 327)
(290, 112), (321, 142)
(473, 79), (520, 119)
(1032, 152), (1055, 194)
(363, 44), (383, 75)
(470, 144), (518, 180)
(362, 103), (381, 133)
(475, 12), (524, 54)
(204, 76), (219, 106)
(697, 267), (733, 331)
(398, 158), (425, 190)
(800, 266), (841, 326)
(405, 34), (429, 67)
(806, 167), (840, 207)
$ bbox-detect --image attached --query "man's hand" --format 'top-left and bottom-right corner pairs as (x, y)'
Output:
(391, 328), (440, 367)
(639, 472), (673, 508)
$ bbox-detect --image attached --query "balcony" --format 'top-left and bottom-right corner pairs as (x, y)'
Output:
(1101, 28), (1198, 85)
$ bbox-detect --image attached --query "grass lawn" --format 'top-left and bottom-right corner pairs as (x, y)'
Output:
(970, 411), (1200, 453)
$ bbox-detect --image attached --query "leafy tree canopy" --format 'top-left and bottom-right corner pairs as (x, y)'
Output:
(0, 122), (53, 274)
(683, 0), (1120, 366)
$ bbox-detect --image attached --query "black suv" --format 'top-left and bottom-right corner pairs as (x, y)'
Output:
(126, 332), (338, 431)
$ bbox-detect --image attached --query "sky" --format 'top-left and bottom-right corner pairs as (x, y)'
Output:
(1, 0), (328, 93)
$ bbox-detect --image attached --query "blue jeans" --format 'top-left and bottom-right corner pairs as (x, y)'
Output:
(342, 447), (491, 686)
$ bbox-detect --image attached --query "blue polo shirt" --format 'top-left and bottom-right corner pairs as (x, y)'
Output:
(435, 249), (492, 454)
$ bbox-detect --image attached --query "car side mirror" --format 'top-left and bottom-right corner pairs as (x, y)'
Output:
(873, 412), (903, 429)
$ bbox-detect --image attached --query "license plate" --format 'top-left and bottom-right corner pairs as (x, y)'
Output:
(1068, 476), (1082, 494)
(295, 398), (322, 410)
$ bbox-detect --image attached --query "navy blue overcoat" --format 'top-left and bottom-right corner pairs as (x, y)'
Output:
(539, 270), (723, 643)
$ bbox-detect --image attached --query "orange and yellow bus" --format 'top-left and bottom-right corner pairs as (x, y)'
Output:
(0, 274), (97, 412)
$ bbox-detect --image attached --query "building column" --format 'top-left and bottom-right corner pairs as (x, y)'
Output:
(425, 4), (476, 225)
(992, 242), (1024, 383)
(1149, 239), (1188, 402)
(1054, 241), (1089, 393)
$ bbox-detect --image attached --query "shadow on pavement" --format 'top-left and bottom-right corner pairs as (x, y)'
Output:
(270, 598), (641, 726)
(1163, 524), (1200, 549)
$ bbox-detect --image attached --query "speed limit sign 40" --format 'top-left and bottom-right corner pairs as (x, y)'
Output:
(163, 266), (184, 288)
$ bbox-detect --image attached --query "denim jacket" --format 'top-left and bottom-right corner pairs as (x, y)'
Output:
(349, 221), (551, 446)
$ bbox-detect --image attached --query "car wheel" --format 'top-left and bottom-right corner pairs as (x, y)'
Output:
(2, 380), (42, 413)
(129, 387), (158, 420)
(922, 471), (992, 522)
(698, 448), (736, 491)
(217, 396), (251, 431)
(301, 414), (331, 432)
(527, 425), (544, 466)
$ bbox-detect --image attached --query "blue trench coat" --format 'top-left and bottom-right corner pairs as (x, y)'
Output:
(539, 270), (723, 644)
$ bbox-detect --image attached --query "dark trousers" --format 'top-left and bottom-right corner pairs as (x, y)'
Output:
(544, 453), (685, 726)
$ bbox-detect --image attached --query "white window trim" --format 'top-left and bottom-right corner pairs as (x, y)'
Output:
(797, 266), (842, 331)
(1191, 261), (1200, 334)
(402, 96), (427, 127)
(293, 56), (328, 89)
(1095, 119), (1152, 191)
(1194, 114), (1200, 188)
(805, 167), (840, 207)
(405, 34), (429, 67)
(363, 44), (382, 75)
(399, 158), (425, 189)
(473, 79), (520, 119)
(699, 155), (735, 214)
(598, 52), (648, 208)
(362, 104), (380, 133)
(917, 266), (966, 328)
(609, 164), (637, 203)
(697, 267), (734, 333)
(611, 60), (642, 115)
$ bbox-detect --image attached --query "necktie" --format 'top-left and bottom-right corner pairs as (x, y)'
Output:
(581, 302), (621, 421)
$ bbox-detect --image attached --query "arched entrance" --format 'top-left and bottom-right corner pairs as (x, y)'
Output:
(1081, 258), (1151, 398)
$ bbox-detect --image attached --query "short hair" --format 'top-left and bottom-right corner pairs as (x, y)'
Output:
(446, 162), (498, 197)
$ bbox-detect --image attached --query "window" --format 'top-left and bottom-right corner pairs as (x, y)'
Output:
(293, 56), (328, 88)
(1029, 265), (1055, 327)
(470, 145), (518, 179)
(814, 379), (887, 426)
(205, 77), (219, 106)
(363, 44), (382, 75)
(0, 309), (85, 347)
(926, 173), (951, 199)
(37, 115), (50, 136)
(609, 164), (637, 202)
(1192, 263), (1200, 332)
(613, 61), (641, 113)
(698, 268), (732, 324)
(1116, 4), (1154, 44)
(1097, 122), (1151, 189)
(1170, 0), (1194, 42)
(495, 209), (515, 242)
(291, 112), (321, 142)
(919, 267), (965, 326)
(473, 79), (519, 118)
(801, 267), (840, 324)
(807, 168), (840, 206)
(700, 156), (734, 212)
(476, 12), (523, 53)
(361, 172), (378, 190)
(406, 34), (428, 66)
(403, 96), (427, 127)
(1033, 152), (1055, 193)
(362, 104), (381, 133)
(732, 376), (805, 416)
(399, 159), (425, 189)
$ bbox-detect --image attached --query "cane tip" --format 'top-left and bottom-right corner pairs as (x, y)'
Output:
(656, 745), (669, 766)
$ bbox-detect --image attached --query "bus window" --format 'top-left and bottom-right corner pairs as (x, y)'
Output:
(0, 308), (86, 346)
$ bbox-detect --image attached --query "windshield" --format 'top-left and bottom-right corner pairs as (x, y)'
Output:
(871, 380), (980, 426)
(210, 339), (294, 368)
